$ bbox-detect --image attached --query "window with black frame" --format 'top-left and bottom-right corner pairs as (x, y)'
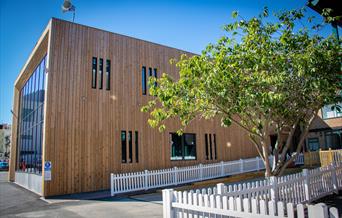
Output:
(142, 66), (147, 95)
(128, 131), (133, 163)
(204, 133), (217, 160)
(325, 130), (342, 149)
(308, 138), (320, 151)
(121, 130), (139, 164)
(121, 131), (127, 163)
(99, 58), (103, 89)
(16, 55), (46, 174)
(170, 133), (196, 160)
(106, 59), (111, 90)
(91, 57), (97, 89)
(153, 68), (157, 88)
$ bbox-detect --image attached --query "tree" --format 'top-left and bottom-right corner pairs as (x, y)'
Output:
(142, 7), (341, 177)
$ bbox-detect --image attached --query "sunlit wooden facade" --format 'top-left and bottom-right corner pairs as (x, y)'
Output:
(9, 18), (259, 197)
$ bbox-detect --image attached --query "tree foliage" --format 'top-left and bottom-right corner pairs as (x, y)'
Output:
(142, 7), (341, 177)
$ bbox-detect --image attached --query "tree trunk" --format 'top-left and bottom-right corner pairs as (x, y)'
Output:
(262, 142), (272, 177)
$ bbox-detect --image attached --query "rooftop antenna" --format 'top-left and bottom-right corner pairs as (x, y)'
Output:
(62, 0), (76, 22)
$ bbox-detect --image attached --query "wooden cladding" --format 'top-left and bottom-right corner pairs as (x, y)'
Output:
(92, 57), (110, 90)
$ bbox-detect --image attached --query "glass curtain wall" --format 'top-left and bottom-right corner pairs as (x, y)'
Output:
(16, 55), (47, 174)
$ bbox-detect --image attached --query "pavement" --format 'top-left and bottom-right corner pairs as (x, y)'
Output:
(1, 170), (341, 217)
(0, 172), (163, 218)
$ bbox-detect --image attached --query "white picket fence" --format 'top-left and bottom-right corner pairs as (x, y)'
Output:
(110, 154), (304, 196)
(186, 163), (342, 204)
(163, 189), (340, 218)
(163, 164), (342, 218)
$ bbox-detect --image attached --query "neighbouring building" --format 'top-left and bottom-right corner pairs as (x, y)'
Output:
(306, 0), (342, 152)
(306, 105), (342, 151)
(0, 124), (11, 161)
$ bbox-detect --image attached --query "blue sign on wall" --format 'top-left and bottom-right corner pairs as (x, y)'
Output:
(44, 161), (51, 181)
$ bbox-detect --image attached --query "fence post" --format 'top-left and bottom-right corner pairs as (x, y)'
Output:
(163, 189), (174, 218)
(240, 159), (244, 173)
(110, 173), (114, 196)
(270, 176), (279, 202)
(256, 157), (260, 171)
(199, 164), (203, 180)
(220, 161), (224, 176)
(308, 203), (329, 218)
(331, 163), (338, 194)
(303, 169), (311, 202)
(217, 183), (224, 195)
(174, 167), (178, 185)
(144, 170), (149, 190)
(329, 148), (333, 165)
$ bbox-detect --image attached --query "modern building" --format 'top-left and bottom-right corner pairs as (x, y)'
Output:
(0, 124), (11, 161)
(9, 18), (342, 197)
(9, 18), (258, 197)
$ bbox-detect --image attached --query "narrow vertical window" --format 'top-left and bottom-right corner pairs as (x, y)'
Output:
(148, 67), (153, 77)
(92, 57), (97, 89)
(153, 68), (157, 88)
(205, 134), (209, 160)
(209, 134), (213, 160)
(106, 59), (111, 90)
(142, 66), (147, 95)
(135, 131), (139, 163)
(213, 134), (217, 160)
(148, 67), (152, 95)
(170, 133), (183, 160)
(128, 131), (133, 163)
(183, 134), (196, 160)
(121, 131), (127, 163)
(99, 58), (103, 89)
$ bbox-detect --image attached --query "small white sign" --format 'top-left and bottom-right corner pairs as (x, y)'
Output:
(44, 161), (52, 181)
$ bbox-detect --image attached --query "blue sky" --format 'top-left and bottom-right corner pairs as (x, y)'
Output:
(0, 0), (336, 124)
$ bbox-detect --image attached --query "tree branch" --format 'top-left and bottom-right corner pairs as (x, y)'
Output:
(213, 102), (264, 140)
(278, 118), (300, 164)
(250, 135), (265, 161)
(276, 108), (319, 176)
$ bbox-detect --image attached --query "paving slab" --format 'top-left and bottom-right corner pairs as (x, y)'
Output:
(0, 172), (162, 218)
(129, 192), (163, 204)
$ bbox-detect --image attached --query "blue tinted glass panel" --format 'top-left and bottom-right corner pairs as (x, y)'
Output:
(17, 55), (46, 174)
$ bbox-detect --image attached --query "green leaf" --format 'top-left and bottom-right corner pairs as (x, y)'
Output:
(263, 6), (269, 17)
(158, 125), (166, 132)
(221, 117), (232, 127)
(232, 10), (238, 19)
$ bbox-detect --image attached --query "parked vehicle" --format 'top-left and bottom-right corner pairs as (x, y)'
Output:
(0, 161), (9, 171)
